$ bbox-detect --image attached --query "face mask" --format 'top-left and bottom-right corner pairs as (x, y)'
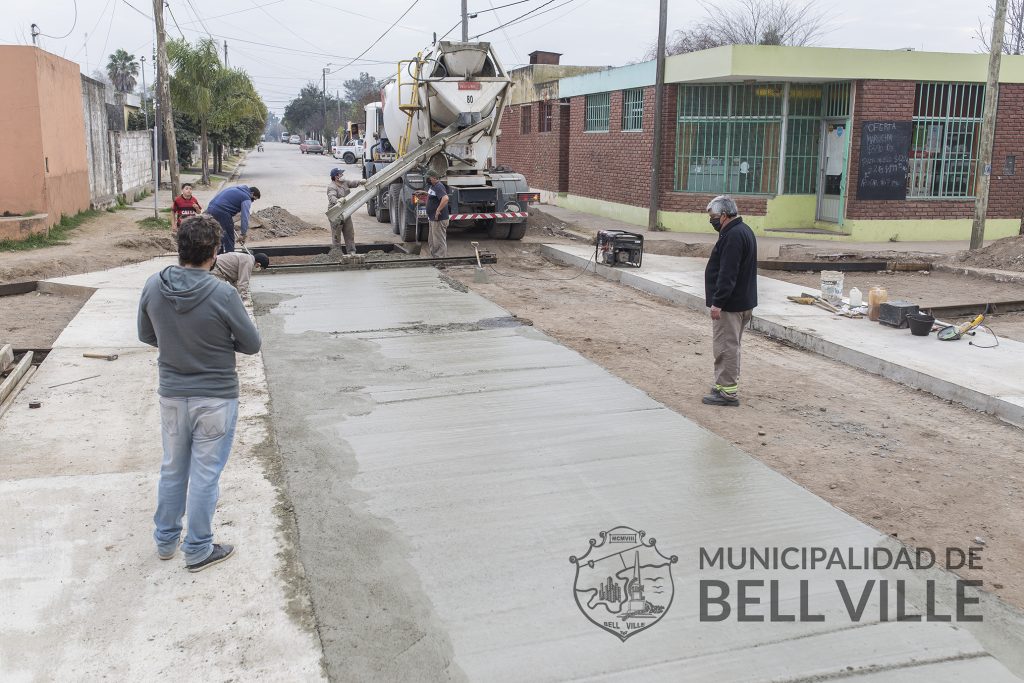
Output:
(709, 216), (722, 231)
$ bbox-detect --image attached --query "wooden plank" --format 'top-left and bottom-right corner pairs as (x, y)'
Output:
(0, 366), (35, 420)
(0, 353), (32, 404)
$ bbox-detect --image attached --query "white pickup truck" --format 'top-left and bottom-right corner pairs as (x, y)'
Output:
(332, 138), (363, 164)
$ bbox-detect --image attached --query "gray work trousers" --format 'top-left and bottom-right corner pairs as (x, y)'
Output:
(330, 216), (356, 252)
(712, 309), (753, 395)
(428, 219), (449, 258)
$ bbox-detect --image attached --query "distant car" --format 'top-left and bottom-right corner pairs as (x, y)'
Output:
(289, 134), (300, 144)
(300, 139), (326, 155)
(332, 138), (364, 164)
(281, 132), (289, 143)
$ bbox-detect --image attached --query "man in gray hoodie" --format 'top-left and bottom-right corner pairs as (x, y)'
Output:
(138, 214), (262, 572)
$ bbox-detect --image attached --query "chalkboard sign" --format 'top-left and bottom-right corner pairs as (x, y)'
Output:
(856, 121), (912, 200)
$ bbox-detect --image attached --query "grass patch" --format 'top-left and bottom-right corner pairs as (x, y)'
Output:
(138, 216), (171, 230)
(0, 209), (99, 251)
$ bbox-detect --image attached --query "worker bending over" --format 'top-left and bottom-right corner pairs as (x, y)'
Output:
(207, 185), (260, 254)
(212, 251), (269, 300)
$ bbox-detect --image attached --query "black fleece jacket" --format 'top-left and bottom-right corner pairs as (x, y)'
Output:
(704, 218), (758, 312)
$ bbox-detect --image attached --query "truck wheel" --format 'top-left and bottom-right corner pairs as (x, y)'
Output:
(343, 152), (356, 164)
(390, 186), (401, 234)
(417, 221), (429, 242)
(367, 196), (377, 217)
(507, 222), (528, 240)
(487, 222), (511, 240)
(399, 190), (419, 242)
(376, 189), (391, 223)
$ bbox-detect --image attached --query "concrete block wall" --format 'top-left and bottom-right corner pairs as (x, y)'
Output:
(113, 130), (153, 198)
(81, 75), (116, 207)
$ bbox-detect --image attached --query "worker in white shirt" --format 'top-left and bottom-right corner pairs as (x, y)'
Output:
(211, 251), (269, 300)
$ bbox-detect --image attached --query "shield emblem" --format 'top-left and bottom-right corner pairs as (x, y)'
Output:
(571, 526), (677, 641)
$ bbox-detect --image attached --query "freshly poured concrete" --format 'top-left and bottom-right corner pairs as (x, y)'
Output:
(253, 267), (1023, 681)
(0, 258), (324, 680)
(543, 245), (1024, 428)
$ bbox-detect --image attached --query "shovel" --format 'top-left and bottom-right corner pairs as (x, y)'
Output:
(471, 241), (489, 283)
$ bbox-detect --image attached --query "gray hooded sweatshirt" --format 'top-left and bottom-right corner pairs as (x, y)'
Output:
(138, 265), (261, 398)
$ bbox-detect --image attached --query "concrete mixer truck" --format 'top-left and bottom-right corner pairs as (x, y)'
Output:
(328, 40), (539, 242)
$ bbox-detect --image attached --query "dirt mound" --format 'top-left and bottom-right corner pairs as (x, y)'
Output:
(115, 235), (176, 251)
(952, 235), (1024, 272)
(643, 240), (714, 258)
(777, 244), (942, 263)
(250, 206), (325, 237)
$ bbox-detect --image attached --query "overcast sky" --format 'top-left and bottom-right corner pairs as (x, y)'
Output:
(6, 0), (989, 116)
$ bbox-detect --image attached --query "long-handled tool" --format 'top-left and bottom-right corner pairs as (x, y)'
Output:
(471, 241), (489, 283)
(83, 352), (118, 361)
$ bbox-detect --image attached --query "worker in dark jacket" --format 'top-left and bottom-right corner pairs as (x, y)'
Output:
(207, 185), (260, 254)
(703, 195), (758, 407)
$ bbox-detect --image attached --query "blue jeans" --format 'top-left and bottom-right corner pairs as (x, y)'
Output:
(154, 396), (239, 564)
(209, 209), (236, 254)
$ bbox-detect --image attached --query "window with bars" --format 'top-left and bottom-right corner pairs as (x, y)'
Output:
(675, 83), (782, 194)
(521, 105), (532, 134)
(621, 88), (644, 131)
(585, 92), (610, 132)
(539, 101), (554, 132)
(908, 82), (984, 198)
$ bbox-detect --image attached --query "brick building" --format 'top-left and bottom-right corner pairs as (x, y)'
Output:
(497, 45), (1024, 242)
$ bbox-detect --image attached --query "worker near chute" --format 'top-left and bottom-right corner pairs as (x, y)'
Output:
(327, 168), (362, 254)
(426, 172), (450, 258)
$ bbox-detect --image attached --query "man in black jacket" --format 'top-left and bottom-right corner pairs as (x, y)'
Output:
(703, 195), (757, 406)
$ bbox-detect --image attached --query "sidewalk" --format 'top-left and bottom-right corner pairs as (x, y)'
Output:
(543, 244), (1024, 428)
(0, 258), (323, 680)
(535, 204), (975, 259)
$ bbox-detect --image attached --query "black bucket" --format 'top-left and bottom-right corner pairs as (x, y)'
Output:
(907, 312), (935, 336)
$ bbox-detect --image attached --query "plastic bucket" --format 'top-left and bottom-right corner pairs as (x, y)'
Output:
(907, 312), (935, 336)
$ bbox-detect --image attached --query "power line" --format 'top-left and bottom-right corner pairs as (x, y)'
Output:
(487, 0), (523, 65)
(165, 1), (186, 39)
(248, 0), (332, 55)
(327, 0), (421, 76)
(120, 0), (152, 20)
(182, 0), (213, 38)
(177, 26), (396, 63)
(72, 0), (114, 58)
(178, 0), (283, 25)
(511, 0), (593, 38)
(36, 0), (78, 39)
(304, 0), (429, 34)
(472, 0), (575, 38)
(100, 0), (118, 65)
(472, 0), (535, 14)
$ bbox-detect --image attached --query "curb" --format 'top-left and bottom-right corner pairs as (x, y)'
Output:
(934, 262), (1024, 285)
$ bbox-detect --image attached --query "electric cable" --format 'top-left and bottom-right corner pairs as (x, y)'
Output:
(486, 244), (597, 281)
(487, 0), (524, 65)
(165, 1), (187, 39)
(511, 0), (593, 38)
(36, 0), (78, 39)
(120, 0), (152, 20)
(327, 0), (421, 76)
(177, 26), (396, 63)
(470, 0), (560, 39)
(72, 0), (114, 58)
(100, 0), (119, 67)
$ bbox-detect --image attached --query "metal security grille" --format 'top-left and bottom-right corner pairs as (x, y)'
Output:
(785, 84), (824, 194)
(823, 82), (851, 118)
(675, 83), (782, 194)
(521, 105), (532, 134)
(909, 82), (984, 198)
(585, 92), (610, 132)
(622, 88), (644, 131)
(539, 101), (553, 132)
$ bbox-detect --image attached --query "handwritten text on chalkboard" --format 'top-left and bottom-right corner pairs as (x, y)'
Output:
(856, 121), (912, 200)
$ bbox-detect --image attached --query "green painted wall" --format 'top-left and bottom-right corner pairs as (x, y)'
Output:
(555, 194), (1021, 242)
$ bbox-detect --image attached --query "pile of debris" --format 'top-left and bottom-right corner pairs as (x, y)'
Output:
(953, 235), (1024, 273)
(249, 206), (325, 238)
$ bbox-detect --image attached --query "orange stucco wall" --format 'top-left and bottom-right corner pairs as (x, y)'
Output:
(0, 46), (90, 235)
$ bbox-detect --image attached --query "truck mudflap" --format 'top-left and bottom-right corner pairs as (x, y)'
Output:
(450, 212), (528, 220)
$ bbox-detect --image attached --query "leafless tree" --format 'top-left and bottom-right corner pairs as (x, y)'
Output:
(975, 0), (1024, 54)
(645, 0), (830, 59)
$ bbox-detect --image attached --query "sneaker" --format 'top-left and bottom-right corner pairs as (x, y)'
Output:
(702, 389), (740, 407)
(158, 546), (178, 561)
(186, 543), (235, 573)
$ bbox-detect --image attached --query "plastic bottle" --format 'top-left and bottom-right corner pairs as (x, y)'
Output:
(868, 286), (888, 321)
(848, 287), (863, 307)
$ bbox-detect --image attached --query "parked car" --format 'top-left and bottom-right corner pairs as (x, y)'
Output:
(332, 138), (364, 164)
(300, 139), (326, 155)
(281, 132), (290, 142)
(289, 134), (300, 144)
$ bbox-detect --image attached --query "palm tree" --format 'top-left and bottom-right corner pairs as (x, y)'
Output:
(106, 49), (140, 93)
(167, 39), (221, 184)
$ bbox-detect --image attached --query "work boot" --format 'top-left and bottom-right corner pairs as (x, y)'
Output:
(186, 543), (235, 573)
(702, 388), (739, 407)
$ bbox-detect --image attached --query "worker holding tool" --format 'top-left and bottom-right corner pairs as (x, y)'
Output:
(137, 214), (262, 573)
(206, 184), (260, 254)
(426, 172), (450, 258)
(703, 195), (758, 407)
(212, 250), (269, 300)
(327, 168), (363, 253)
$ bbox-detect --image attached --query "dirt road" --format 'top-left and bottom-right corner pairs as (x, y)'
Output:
(449, 244), (1024, 611)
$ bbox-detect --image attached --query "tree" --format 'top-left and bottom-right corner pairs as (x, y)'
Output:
(343, 72), (382, 108)
(976, 0), (1024, 54)
(107, 49), (141, 93)
(644, 0), (828, 59)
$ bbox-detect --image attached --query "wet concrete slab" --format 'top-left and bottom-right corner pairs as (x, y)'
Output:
(252, 267), (1024, 681)
(543, 245), (1024, 429)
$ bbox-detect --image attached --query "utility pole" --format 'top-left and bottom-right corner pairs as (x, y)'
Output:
(224, 40), (228, 67)
(30, 24), (39, 45)
(323, 67), (329, 145)
(461, 0), (469, 41)
(648, 0), (668, 232)
(971, 0), (1007, 250)
(141, 55), (158, 218)
(153, 0), (180, 197)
